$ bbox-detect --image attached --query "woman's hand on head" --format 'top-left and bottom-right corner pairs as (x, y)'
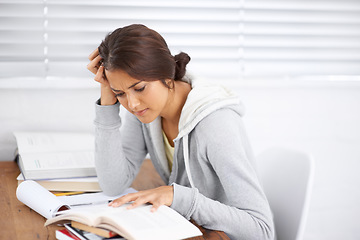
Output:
(87, 48), (102, 74)
(109, 186), (174, 212)
(87, 48), (108, 86)
(87, 48), (117, 105)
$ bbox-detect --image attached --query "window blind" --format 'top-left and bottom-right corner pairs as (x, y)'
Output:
(1, 0), (359, 85)
(242, 0), (360, 78)
(0, 0), (45, 78)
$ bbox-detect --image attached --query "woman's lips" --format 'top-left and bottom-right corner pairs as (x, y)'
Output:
(134, 108), (148, 117)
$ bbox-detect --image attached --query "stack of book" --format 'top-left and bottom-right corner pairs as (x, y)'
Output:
(14, 132), (203, 239)
(14, 132), (101, 192)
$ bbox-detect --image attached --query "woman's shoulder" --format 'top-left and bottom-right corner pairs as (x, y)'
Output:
(194, 106), (244, 133)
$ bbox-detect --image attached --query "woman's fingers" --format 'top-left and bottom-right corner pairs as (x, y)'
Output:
(109, 192), (150, 208)
(109, 193), (137, 207)
(127, 197), (149, 210)
(94, 65), (112, 89)
(88, 48), (117, 104)
(108, 186), (174, 212)
(87, 55), (103, 75)
(150, 203), (162, 212)
(94, 65), (106, 84)
(88, 48), (99, 61)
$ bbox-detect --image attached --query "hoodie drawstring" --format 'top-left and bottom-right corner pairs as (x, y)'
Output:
(183, 135), (195, 188)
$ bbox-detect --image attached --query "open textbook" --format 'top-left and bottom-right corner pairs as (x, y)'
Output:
(17, 180), (202, 240)
(14, 132), (96, 180)
(45, 203), (202, 240)
(16, 180), (136, 219)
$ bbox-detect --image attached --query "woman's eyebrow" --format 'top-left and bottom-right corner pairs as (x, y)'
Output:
(111, 87), (122, 93)
(128, 81), (142, 89)
(111, 81), (142, 92)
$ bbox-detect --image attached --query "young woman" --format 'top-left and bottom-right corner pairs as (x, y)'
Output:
(87, 24), (274, 239)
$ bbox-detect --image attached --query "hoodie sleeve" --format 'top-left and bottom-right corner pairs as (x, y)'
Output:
(93, 99), (147, 196)
(170, 108), (275, 240)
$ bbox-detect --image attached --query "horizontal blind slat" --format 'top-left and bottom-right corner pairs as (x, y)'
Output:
(46, 19), (241, 34)
(244, 61), (360, 75)
(0, 62), (45, 78)
(47, 4), (241, 21)
(244, 0), (360, 11)
(244, 35), (360, 48)
(46, 0), (241, 9)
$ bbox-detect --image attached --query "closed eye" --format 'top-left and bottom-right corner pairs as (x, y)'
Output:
(115, 92), (125, 97)
(135, 86), (145, 92)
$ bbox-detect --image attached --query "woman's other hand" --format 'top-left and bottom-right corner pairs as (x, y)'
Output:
(87, 48), (102, 74)
(109, 186), (174, 212)
(87, 48), (117, 105)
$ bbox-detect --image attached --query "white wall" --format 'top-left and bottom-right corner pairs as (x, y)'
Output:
(0, 81), (359, 239)
(236, 82), (360, 240)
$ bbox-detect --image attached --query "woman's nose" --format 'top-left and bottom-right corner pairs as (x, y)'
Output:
(127, 93), (140, 110)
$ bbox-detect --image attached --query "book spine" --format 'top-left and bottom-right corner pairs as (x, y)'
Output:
(56, 229), (81, 240)
(64, 224), (89, 240)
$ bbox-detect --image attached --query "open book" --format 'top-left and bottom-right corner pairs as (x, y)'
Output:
(45, 203), (202, 240)
(14, 132), (96, 180)
(17, 180), (202, 240)
(16, 180), (135, 219)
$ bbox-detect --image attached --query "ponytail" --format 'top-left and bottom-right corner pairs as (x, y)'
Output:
(174, 52), (191, 81)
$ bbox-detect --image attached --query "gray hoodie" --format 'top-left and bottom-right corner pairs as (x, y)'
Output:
(94, 80), (275, 239)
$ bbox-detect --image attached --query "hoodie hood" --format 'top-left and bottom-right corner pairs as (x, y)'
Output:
(147, 79), (244, 184)
(175, 80), (244, 141)
(173, 80), (244, 188)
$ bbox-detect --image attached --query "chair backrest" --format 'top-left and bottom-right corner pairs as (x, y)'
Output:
(257, 148), (315, 240)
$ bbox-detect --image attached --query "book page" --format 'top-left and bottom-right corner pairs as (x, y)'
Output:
(45, 204), (117, 227)
(58, 188), (137, 208)
(102, 205), (202, 240)
(16, 180), (70, 219)
(14, 132), (94, 154)
(17, 179), (136, 222)
(20, 151), (95, 170)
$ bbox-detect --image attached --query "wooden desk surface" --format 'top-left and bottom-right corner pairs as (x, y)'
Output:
(0, 161), (229, 240)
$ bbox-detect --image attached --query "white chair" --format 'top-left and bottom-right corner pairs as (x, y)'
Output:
(257, 148), (315, 240)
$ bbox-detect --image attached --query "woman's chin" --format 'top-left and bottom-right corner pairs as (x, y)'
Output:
(136, 115), (157, 124)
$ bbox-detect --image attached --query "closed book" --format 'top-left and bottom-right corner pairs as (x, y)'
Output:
(17, 174), (101, 192)
(56, 228), (81, 240)
(64, 224), (124, 240)
(71, 221), (118, 238)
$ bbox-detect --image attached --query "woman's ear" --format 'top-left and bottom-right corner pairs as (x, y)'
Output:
(166, 79), (175, 89)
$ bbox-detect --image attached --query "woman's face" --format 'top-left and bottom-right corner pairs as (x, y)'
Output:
(105, 69), (171, 123)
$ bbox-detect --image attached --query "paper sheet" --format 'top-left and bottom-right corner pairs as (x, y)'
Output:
(16, 180), (70, 219)
(58, 188), (137, 208)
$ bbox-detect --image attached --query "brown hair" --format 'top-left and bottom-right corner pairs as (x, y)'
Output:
(98, 24), (190, 87)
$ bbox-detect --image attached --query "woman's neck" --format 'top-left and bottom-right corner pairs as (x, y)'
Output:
(161, 81), (191, 142)
(161, 81), (191, 125)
